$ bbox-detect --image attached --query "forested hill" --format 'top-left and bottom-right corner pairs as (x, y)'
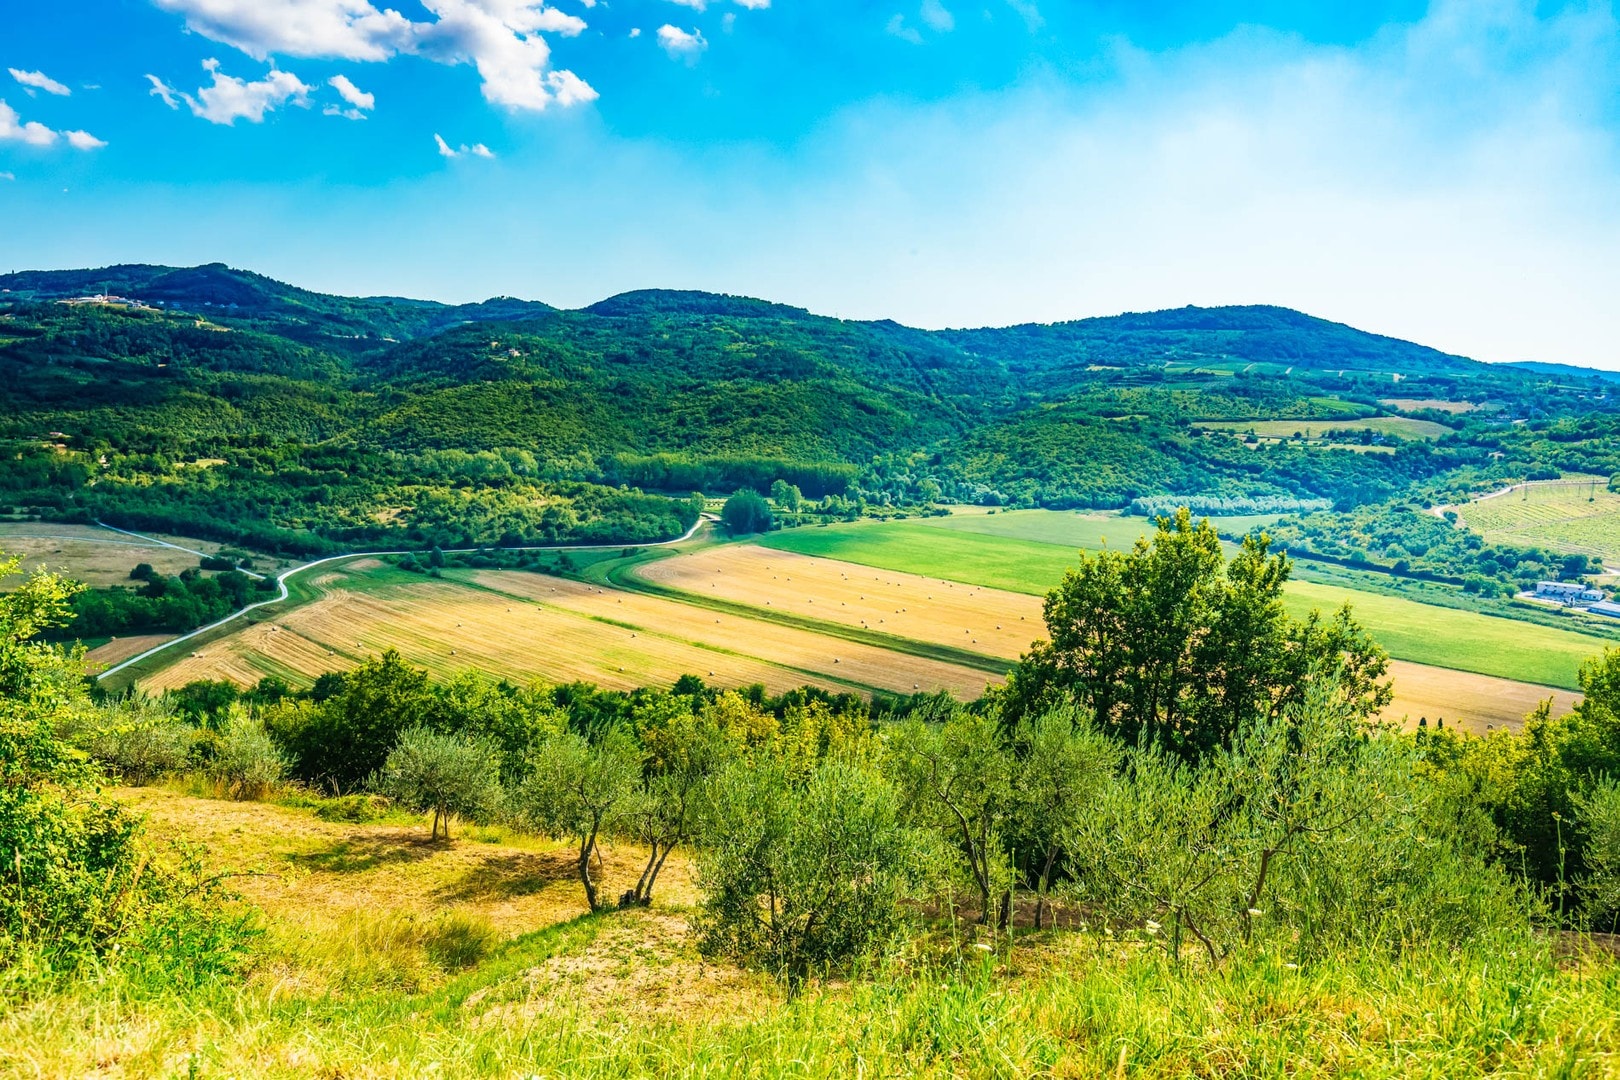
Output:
(0, 262), (1608, 553)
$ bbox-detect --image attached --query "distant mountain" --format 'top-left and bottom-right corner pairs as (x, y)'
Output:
(0, 262), (554, 345)
(943, 304), (1482, 378)
(1501, 361), (1620, 384)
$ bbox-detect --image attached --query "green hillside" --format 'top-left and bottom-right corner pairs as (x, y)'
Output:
(2, 262), (1616, 563)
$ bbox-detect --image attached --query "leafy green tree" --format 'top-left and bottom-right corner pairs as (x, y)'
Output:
(374, 727), (505, 841)
(1012, 706), (1119, 929)
(1574, 778), (1620, 931)
(0, 556), (239, 974)
(769, 479), (803, 512)
(1002, 509), (1390, 760)
(721, 489), (773, 536)
(210, 707), (290, 800)
(695, 757), (920, 993)
(285, 649), (431, 791)
(518, 730), (641, 910)
(624, 703), (739, 906)
(888, 705), (1015, 926)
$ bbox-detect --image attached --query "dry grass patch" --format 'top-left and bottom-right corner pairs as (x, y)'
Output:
(84, 633), (178, 671)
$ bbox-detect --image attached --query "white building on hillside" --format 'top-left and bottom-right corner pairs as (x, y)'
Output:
(1536, 581), (1606, 604)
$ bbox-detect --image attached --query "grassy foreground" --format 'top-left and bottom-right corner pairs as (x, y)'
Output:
(5, 786), (1618, 1079)
(762, 518), (1600, 690)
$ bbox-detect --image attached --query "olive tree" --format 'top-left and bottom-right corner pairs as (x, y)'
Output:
(518, 729), (641, 911)
(695, 757), (920, 993)
(1012, 706), (1119, 929)
(886, 706), (1015, 927)
(1575, 778), (1620, 930)
(374, 727), (505, 840)
(210, 707), (290, 800)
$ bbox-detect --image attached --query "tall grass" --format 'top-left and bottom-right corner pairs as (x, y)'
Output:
(3, 923), (1617, 1078)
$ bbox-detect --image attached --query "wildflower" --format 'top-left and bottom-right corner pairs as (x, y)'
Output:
(1144, 920), (1161, 935)
(972, 942), (994, 953)
(1247, 908), (1264, 917)
(1284, 963), (1299, 970)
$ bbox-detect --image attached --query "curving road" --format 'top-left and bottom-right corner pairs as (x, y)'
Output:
(94, 516), (712, 683)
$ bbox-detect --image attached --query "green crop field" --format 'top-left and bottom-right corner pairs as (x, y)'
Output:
(1461, 480), (1620, 563)
(1196, 416), (1453, 441)
(914, 508), (1280, 547)
(763, 518), (1604, 689)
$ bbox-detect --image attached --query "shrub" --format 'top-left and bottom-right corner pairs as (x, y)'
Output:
(374, 727), (504, 840)
(1574, 777), (1620, 930)
(210, 709), (290, 800)
(515, 730), (640, 910)
(73, 699), (197, 786)
(695, 757), (921, 992)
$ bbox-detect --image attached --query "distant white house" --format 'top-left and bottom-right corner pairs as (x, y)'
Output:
(1536, 581), (1606, 604)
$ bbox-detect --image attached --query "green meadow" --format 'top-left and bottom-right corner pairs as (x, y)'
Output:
(762, 514), (1604, 689)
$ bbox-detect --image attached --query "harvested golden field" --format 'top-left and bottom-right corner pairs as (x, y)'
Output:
(84, 633), (177, 672)
(1383, 660), (1577, 733)
(139, 563), (995, 699)
(471, 571), (995, 697)
(637, 545), (1576, 733)
(0, 523), (205, 587)
(635, 543), (1045, 660)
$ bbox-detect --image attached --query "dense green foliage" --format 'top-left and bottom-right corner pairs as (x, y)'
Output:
(10, 263), (1617, 571)
(0, 557), (244, 984)
(1000, 511), (1391, 758)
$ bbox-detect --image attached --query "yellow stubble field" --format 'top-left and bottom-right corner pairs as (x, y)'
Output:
(635, 544), (1575, 732)
(139, 566), (995, 699)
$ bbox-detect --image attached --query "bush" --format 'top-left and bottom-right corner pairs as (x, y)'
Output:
(374, 727), (505, 840)
(1574, 777), (1620, 931)
(695, 757), (921, 991)
(721, 489), (773, 536)
(210, 709), (289, 800)
(73, 699), (197, 786)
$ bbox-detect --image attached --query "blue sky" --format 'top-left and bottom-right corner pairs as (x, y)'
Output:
(2, 1), (1618, 367)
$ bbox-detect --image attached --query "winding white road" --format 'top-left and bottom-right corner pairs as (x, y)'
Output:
(94, 516), (711, 683)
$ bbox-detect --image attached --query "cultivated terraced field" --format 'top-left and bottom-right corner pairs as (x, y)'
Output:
(637, 544), (1578, 730)
(1460, 481), (1620, 565)
(137, 561), (995, 699)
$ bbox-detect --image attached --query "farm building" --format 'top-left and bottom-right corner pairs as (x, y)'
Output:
(1589, 601), (1620, 620)
(1535, 581), (1606, 604)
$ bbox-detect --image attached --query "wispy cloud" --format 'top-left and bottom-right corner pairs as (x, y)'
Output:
(148, 59), (311, 125)
(0, 98), (103, 149)
(9, 68), (71, 96)
(657, 24), (707, 60)
(324, 73), (374, 119)
(435, 133), (495, 158)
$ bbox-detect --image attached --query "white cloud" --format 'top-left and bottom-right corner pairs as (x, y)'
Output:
(0, 171), (12, 180)
(733, 0), (770, 8)
(629, 27), (642, 38)
(657, 24), (707, 60)
(153, 0), (596, 112)
(919, 0), (953, 33)
(1005, 0), (1042, 32)
(146, 74), (181, 108)
(9, 68), (71, 96)
(0, 99), (103, 149)
(324, 73), (375, 118)
(435, 132), (495, 158)
(329, 73), (374, 110)
(161, 59), (311, 125)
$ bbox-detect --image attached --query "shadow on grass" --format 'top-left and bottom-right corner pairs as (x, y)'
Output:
(433, 847), (583, 903)
(288, 833), (449, 873)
